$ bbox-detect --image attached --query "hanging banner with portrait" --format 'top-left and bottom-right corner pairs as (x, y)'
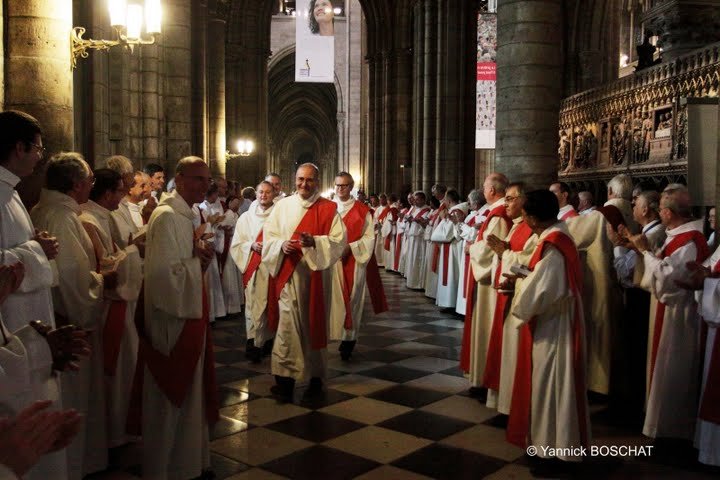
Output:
(476, 13), (497, 149)
(295, 0), (335, 83)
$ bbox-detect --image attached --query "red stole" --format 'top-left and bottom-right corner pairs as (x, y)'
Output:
(274, 197), (337, 349)
(506, 230), (588, 449)
(383, 207), (399, 251)
(127, 283), (219, 434)
(483, 221), (533, 390)
(560, 207), (579, 221)
(341, 202), (388, 329)
(377, 206), (392, 223)
(429, 205), (448, 281)
(699, 259), (720, 423)
(82, 221), (127, 377)
(394, 208), (409, 269)
(649, 230), (709, 392)
(242, 230), (280, 332)
(460, 205), (512, 372)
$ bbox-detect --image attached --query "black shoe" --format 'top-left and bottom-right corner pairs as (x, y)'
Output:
(262, 338), (274, 357)
(338, 340), (356, 361)
(468, 386), (487, 403)
(271, 376), (295, 403)
(245, 339), (262, 364)
(308, 377), (323, 393)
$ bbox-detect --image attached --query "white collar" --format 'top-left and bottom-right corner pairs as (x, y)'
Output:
(0, 165), (21, 188)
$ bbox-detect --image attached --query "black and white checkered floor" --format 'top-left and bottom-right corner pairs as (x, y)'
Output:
(95, 270), (719, 479)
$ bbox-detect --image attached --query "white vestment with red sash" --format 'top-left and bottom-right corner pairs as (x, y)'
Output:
(485, 218), (537, 413)
(397, 207), (413, 275)
(329, 198), (384, 341)
(231, 202), (277, 346)
(424, 204), (446, 298)
(380, 204), (400, 271)
(405, 206), (432, 289)
(558, 204), (579, 221)
(455, 205), (490, 315)
(696, 248), (720, 466)
(79, 200), (142, 448)
(431, 204), (464, 308)
(507, 222), (590, 461)
(462, 198), (511, 386)
(373, 204), (388, 266)
(262, 193), (346, 382)
(641, 219), (708, 439)
(140, 191), (219, 480)
(31, 189), (107, 479)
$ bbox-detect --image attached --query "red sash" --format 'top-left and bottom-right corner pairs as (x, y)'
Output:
(82, 221), (128, 377)
(560, 207), (579, 221)
(274, 198), (337, 349)
(242, 230), (280, 332)
(383, 208), (399, 251)
(649, 230), (709, 392)
(341, 202), (369, 329)
(506, 230), (588, 449)
(377, 206), (392, 223)
(699, 260), (720, 423)
(483, 221), (533, 390)
(460, 205), (512, 372)
(414, 207), (431, 220)
(127, 283), (219, 434)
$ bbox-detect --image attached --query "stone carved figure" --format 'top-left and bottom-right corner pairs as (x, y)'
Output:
(642, 111), (654, 156)
(558, 130), (571, 171)
(611, 122), (628, 165)
(600, 122), (609, 149)
(675, 106), (687, 159)
(583, 128), (598, 168)
(573, 127), (587, 169)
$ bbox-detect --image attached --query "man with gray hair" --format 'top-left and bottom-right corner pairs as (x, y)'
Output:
(628, 183), (709, 442)
(262, 163), (347, 401)
(404, 191), (432, 289)
(609, 189), (665, 420)
(133, 156), (218, 479)
(455, 189), (489, 316)
(578, 191), (596, 214)
(31, 152), (110, 478)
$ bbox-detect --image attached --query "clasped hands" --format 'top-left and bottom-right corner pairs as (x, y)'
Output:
(282, 232), (315, 254)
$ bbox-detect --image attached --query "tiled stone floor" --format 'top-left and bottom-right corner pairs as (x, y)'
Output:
(94, 270), (720, 479)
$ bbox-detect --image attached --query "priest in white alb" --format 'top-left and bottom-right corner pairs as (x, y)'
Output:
(462, 173), (511, 397)
(506, 190), (590, 473)
(30, 153), (109, 479)
(431, 191), (464, 308)
(231, 181), (278, 363)
(628, 184), (708, 441)
(78, 169), (143, 448)
(262, 163), (347, 401)
(372, 193), (389, 267)
(404, 191), (431, 289)
(135, 157), (219, 480)
(329, 172), (387, 361)
(381, 194), (400, 272)
(455, 190), (487, 316)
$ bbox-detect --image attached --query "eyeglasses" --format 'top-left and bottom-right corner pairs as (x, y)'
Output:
(335, 184), (351, 188)
(30, 142), (46, 157)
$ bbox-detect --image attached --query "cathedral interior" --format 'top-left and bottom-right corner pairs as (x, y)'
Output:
(2, 0), (720, 478)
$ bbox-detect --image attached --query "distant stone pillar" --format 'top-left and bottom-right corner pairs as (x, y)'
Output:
(191, 1), (208, 161)
(411, 0), (425, 190)
(207, 18), (227, 176)
(164, 0), (193, 165)
(5, 0), (74, 208)
(495, 0), (562, 189)
(420, 0), (438, 191)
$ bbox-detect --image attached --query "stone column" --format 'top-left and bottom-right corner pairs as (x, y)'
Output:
(411, 0), (425, 190)
(141, 42), (162, 165)
(207, 18), (226, 176)
(191, 1), (208, 160)
(392, 48), (412, 195)
(6, 0), (74, 208)
(164, 0), (193, 166)
(421, 0), (438, 191)
(495, 0), (562, 189)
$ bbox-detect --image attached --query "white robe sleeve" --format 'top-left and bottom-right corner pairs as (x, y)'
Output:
(1, 240), (53, 294)
(701, 277), (720, 326)
(431, 219), (456, 243)
(348, 213), (375, 266)
(261, 206), (287, 277)
(113, 245), (142, 302)
(512, 247), (571, 322)
(230, 213), (254, 274)
(613, 246), (637, 289)
(469, 216), (510, 283)
(145, 211), (203, 319)
(303, 213), (347, 271)
(641, 243), (698, 306)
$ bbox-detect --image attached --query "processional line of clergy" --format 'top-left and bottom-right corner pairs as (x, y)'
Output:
(1, 108), (719, 479)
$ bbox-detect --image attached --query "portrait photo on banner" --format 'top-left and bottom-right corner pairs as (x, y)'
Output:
(296, 0), (336, 83)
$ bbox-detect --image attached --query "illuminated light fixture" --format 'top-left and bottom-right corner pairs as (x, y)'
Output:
(226, 139), (255, 159)
(620, 54), (629, 68)
(71, 0), (162, 69)
(333, 7), (342, 14)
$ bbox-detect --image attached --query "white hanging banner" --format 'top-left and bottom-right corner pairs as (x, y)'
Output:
(476, 13), (497, 149)
(295, 0), (335, 83)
